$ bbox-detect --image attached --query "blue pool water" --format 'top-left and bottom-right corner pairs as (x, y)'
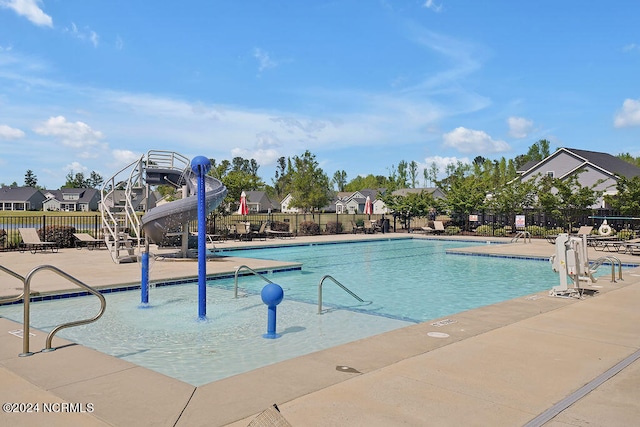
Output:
(1, 239), (564, 385)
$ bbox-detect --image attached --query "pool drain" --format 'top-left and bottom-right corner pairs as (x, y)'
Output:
(427, 332), (450, 338)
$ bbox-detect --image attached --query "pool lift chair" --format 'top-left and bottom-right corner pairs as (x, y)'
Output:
(549, 233), (598, 298)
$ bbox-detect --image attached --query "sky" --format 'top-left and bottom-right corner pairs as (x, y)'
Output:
(1, 0), (639, 190)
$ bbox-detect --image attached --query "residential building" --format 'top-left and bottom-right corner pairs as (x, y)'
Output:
(42, 188), (101, 212)
(0, 186), (45, 211)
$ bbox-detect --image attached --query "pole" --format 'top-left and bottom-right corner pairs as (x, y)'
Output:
(191, 156), (211, 320)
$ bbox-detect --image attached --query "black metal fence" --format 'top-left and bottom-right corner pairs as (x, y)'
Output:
(1, 209), (636, 251)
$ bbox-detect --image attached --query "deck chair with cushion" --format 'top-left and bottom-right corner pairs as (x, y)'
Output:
(251, 222), (268, 241)
(433, 220), (446, 234)
(266, 223), (294, 239)
(73, 233), (105, 250)
(350, 220), (365, 234)
(19, 227), (58, 254)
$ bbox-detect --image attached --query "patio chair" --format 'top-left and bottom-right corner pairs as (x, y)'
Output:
(73, 233), (105, 250)
(433, 220), (446, 234)
(350, 220), (365, 234)
(364, 220), (376, 234)
(575, 226), (593, 236)
(236, 222), (252, 241)
(18, 227), (58, 254)
(251, 222), (268, 241)
(266, 223), (294, 239)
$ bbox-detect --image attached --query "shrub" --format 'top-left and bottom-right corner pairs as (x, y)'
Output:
(445, 226), (460, 235)
(526, 225), (546, 236)
(41, 225), (76, 248)
(355, 219), (364, 227)
(0, 228), (5, 248)
(492, 227), (507, 237)
(269, 221), (290, 232)
(474, 225), (493, 235)
(299, 221), (320, 235)
(616, 228), (634, 240)
(325, 221), (343, 234)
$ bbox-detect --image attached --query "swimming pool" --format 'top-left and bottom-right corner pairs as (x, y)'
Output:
(0, 239), (563, 386)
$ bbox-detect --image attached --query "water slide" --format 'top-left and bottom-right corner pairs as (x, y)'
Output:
(141, 167), (227, 244)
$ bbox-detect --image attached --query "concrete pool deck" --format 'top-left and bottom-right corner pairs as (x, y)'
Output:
(1, 233), (639, 426)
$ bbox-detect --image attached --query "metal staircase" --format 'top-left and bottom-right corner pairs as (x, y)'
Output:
(100, 150), (191, 264)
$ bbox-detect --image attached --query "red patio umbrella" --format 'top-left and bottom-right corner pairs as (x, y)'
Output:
(364, 195), (372, 216)
(238, 191), (248, 215)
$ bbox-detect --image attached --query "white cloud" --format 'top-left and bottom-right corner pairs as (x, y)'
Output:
(622, 43), (640, 53)
(614, 98), (640, 128)
(33, 116), (105, 148)
(111, 149), (141, 167)
(64, 23), (99, 47)
(442, 126), (510, 154)
(253, 48), (277, 72)
(0, 124), (25, 139)
(63, 161), (88, 174)
(421, 155), (470, 180)
(507, 116), (533, 138)
(0, 0), (52, 27)
(423, 0), (443, 12)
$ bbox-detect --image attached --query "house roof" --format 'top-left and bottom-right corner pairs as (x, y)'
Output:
(520, 148), (640, 180)
(0, 186), (42, 201)
(391, 187), (444, 198)
(565, 148), (640, 178)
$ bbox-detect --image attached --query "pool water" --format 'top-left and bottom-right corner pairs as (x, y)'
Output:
(1, 239), (568, 386)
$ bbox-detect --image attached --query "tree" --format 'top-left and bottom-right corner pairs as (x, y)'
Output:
(287, 150), (331, 212)
(536, 173), (602, 231)
(408, 161), (418, 188)
(604, 175), (640, 217)
(63, 170), (103, 189)
(332, 170), (347, 192)
(88, 171), (103, 189)
(209, 156), (265, 213)
(439, 162), (488, 231)
(488, 178), (538, 230)
(271, 156), (290, 201)
(344, 174), (389, 192)
(379, 190), (437, 229)
(514, 139), (551, 170)
(24, 170), (37, 187)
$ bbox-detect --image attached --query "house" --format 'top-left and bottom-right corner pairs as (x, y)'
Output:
(42, 188), (101, 212)
(244, 191), (279, 213)
(335, 189), (385, 214)
(280, 193), (337, 213)
(517, 148), (640, 208)
(0, 186), (46, 211)
(99, 188), (155, 212)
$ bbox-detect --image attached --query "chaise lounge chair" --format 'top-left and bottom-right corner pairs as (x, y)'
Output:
(266, 224), (294, 239)
(73, 233), (105, 250)
(18, 227), (58, 254)
(433, 220), (445, 234)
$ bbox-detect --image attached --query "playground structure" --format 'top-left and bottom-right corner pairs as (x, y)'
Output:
(101, 150), (227, 264)
(549, 233), (624, 298)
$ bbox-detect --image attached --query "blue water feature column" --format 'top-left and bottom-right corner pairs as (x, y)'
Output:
(261, 283), (284, 339)
(191, 155), (211, 320)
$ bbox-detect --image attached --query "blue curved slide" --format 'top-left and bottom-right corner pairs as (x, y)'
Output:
(141, 168), (227, 244)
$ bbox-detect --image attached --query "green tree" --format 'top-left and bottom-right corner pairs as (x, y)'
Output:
(288, 150), (331, 212)
(617, 153), (640, 168)
(332, 170), (347, 192)
(209, 156), (265, 213)
(379, 190), (437, 229)
(439, 162), (488, 231)
(488, 179), (538, 231)
(536, 173), (602, 231)
(344, 174), (389, 192)
(24, 170), (38, 187)
(604, 175), (640, 217)
(514, 139), (551, 170)
(408, 161), (418, 188)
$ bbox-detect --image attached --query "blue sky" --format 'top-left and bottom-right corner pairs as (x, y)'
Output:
(1, 0), (639, 189)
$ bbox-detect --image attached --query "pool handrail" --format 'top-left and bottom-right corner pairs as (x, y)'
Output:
(591, 255), (624, 283)
(317, 275), (365, 314)
(0, 265), (26, 304)
(19, 265), (107, 356)
(234, 265), (275, 298)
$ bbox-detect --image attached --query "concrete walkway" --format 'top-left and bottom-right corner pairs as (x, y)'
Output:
(1, 234), (639, 426)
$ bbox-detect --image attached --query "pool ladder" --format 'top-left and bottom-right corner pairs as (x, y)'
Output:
(0, 264), (106, 357)
(511, 231), (531, 243)
(590, 255), (624, 283)
(233, 265), (275, 298)
(233, 267), (366, 314)
(317, 275), (364, 314)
